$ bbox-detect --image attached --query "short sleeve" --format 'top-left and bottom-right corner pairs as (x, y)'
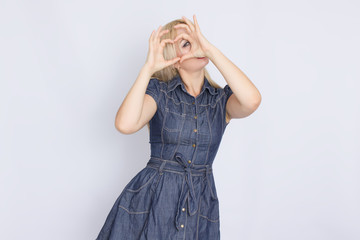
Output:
(145, 78), (161, 105)
(224, 84), (233, 106)
(223, 84), (234, 126)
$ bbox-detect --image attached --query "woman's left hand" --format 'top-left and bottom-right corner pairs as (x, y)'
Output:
(173, 15), (214, 63)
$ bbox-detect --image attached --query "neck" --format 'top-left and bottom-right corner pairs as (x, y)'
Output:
(178, 70), (205, 97)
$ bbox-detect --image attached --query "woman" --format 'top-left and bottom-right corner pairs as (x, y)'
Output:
(96, 15), (261, 240)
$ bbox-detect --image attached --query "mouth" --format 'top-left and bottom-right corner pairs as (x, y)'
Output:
(197, 57), (206, 59)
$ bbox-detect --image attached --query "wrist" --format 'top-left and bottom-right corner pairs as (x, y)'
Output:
(142, 63), (155, 76)
(205, 44), (218, 60)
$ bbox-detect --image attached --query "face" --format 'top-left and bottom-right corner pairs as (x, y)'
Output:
(173, 27), (209, 73)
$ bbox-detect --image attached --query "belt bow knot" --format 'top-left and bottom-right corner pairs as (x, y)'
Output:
(173, 152), (214, 231)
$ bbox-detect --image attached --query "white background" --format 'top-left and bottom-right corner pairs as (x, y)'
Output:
(1, 0), (359, 239)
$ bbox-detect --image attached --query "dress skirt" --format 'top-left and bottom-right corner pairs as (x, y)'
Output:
(96, 154), (220, 240)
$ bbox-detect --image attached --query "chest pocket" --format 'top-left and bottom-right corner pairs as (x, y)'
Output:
(162, 105), (185, 143)
(163, 107), (185, 131)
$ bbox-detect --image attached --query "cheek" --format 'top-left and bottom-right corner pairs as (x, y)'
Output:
(175, 44), (184, 57)
(179, 46), (190, 56)
(175, 46), (181, 57)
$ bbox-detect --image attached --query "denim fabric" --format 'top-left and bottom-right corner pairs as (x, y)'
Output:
(96, 74), (233, 240)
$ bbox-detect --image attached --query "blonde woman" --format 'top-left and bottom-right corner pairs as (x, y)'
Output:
(96, 14), (261, 240)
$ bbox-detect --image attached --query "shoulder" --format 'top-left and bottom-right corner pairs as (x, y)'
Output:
(146, 78), (167, 104)
(210, 84), (233, 105)
(220, 84), (233, 105)
(223, 84), (233, 97)
(147, 78), (167, 91)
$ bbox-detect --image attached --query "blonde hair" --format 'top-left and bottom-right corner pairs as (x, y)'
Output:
(147, 18), (222, 130)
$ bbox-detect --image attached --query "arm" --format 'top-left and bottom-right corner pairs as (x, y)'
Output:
(207, 45), (262, 121)
(114, 65), (156, 134)
(174, 15), (261, 122)
(115, 26), (180, 134)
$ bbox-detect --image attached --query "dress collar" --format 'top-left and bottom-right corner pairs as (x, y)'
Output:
(166, 74), (216, 96)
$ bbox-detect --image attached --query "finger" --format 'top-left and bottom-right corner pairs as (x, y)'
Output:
(173, 23), (192, 34)
(193, 14), (201, 32)
(181, 16), (195, 32)
(149, 30), (155, 42)
(149, 30), (155, 48)
(158, 29), (169, 40)
(173, 32), (192, 43)
(179, 53), (193, 64)
(160, 38), (175, 48)
(154, 25), (162, 42)
(165, 57), (181, 67)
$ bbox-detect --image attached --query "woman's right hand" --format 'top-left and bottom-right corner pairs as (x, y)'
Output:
(144, 25), (180, 74)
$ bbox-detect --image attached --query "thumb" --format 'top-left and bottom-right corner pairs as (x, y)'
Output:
(166, 57), (180, 66)
(169, 57), (180, 64)
(179, 54), (192, 64)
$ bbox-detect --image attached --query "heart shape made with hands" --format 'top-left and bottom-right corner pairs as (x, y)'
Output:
(171, 15), (211, 63)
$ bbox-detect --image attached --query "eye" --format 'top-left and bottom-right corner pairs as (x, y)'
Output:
(182, 41), (190, 48)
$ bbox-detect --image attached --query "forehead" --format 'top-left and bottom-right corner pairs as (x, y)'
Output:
(174, 27), (188, 36)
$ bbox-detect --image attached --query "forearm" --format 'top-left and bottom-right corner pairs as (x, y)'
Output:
(206, 45), (261, 106)
(115, 64), (154, 131)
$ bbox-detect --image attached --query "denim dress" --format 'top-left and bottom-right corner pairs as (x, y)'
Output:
(96, 74), (233, 240)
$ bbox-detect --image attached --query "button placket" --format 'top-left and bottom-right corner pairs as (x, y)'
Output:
(180, 203), (188, 231)
(178, 203), (187, 230)
(192, 99), (197, 167)
(179, 204), (187, 229)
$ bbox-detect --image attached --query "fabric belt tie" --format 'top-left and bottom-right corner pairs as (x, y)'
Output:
(145, 153), (216, 231)
(173, 152), (215, 231)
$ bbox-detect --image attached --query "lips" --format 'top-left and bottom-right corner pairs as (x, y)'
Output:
(197, 57), (206, 59)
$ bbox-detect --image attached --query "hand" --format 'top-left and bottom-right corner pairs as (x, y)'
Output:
(173, 15), (214, 63)
(145, 25), (180, 74)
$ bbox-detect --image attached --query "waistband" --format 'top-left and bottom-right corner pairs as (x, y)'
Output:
(146, 156), (213, 176)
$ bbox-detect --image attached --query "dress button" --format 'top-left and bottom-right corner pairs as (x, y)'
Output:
(180, 224), (184, 228)
(192, 144), (196, 147)
(182, 208), (186, 212)
(192, 102), (195, 105)
(194, 115), (197, 119)
(188, 160), (191, 163)
(193, 129), (197, 132)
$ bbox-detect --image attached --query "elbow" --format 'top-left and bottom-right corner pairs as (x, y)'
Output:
(114, 120), (136, 135)
(249, 99), (261, 113)
(243, 95), (261, 115)
(253, 95), (262, 108)
(250, 93), (262, 110)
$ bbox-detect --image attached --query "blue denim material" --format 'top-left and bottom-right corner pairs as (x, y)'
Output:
(96, 74), (233, 239)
